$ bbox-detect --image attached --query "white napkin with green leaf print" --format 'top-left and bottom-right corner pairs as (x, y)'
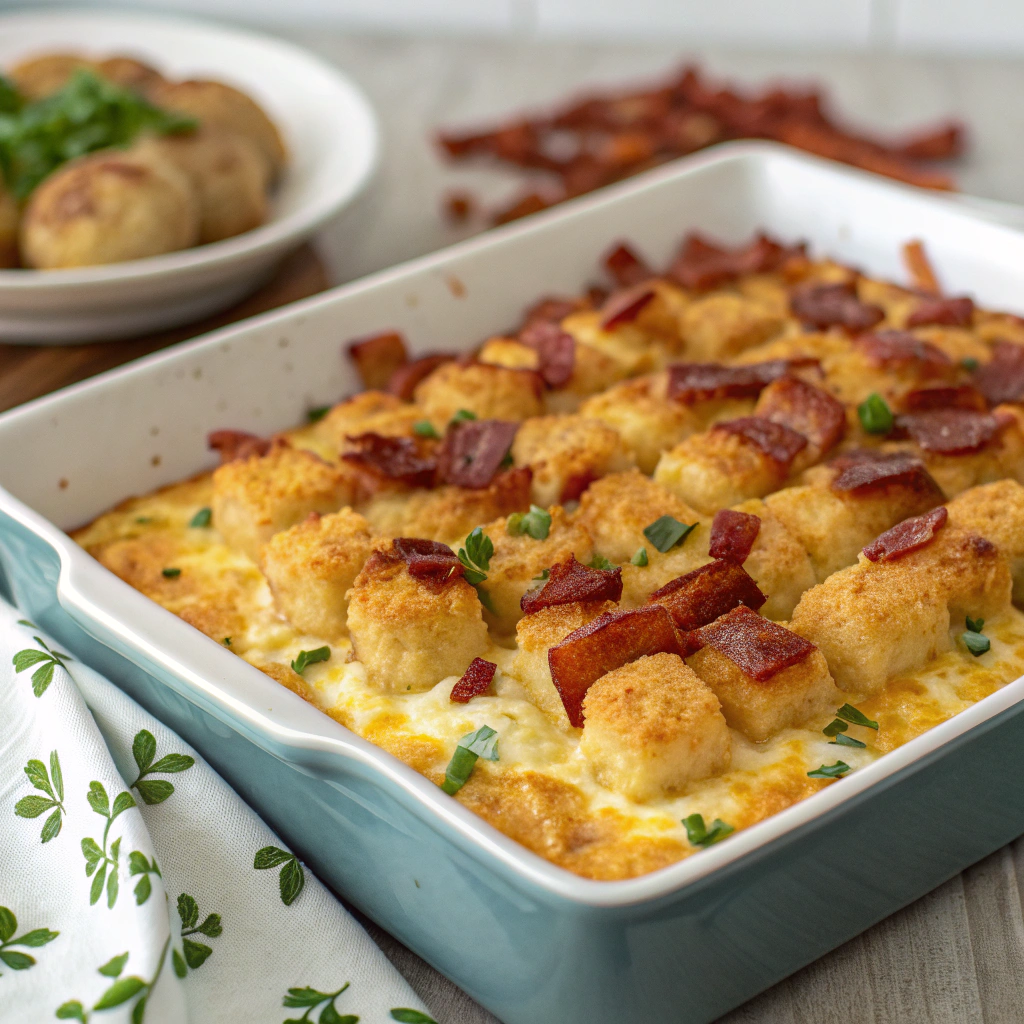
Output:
(0, 597), (437, 1024)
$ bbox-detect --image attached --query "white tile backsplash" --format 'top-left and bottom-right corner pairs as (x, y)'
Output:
(892, 0), (1024, 54)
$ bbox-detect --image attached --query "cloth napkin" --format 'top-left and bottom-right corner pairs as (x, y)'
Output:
(0, 597), (436, 1024)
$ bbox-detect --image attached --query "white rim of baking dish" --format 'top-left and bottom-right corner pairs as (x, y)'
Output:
(0, 8), (379, 291)
(1, 142), (1023, 909)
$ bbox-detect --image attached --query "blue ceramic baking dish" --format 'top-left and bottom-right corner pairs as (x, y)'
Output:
(3, 144), (1024, 1024)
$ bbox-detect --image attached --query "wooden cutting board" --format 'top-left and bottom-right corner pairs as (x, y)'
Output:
(0, 244), (330, 414)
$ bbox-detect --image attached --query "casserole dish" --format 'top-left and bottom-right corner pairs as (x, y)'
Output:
(3, 143), (1024, 1023)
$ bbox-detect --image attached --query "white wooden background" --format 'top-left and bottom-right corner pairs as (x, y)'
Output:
(273, 33), (1024, 1023)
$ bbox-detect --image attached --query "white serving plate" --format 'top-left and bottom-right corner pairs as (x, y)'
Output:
(0, 8), (378, 344)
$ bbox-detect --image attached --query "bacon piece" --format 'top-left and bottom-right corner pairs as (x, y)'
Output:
(905, 296), (974, 329)
(973, 341), (1024, 405)
(603, 242), (653, 288)
(392, 537), (464, 587)
(790, 282), (884, 333)
(387, 354), (454, 401)
(714, 417), (808, 469)
(754, 376), (845, 458)
(855, 329), (952, 375)
(902, 240), (941, 296)
(519, 320), (575, 388)
(862, 506), (948, 563)
(599, 284), (657, 330)
(520, 555), (622, 615)
(895, 409), (1000, 455)
(548, 605), (685, 727)
(668, 232), (805, 291)
(709, 509), (761, 563)
(666, 359), (813, 404)
(437, 419), (519, 489)
(902, 385), (987, 412)
(829, 450), (943, 500)
(346, 331), (409, 391)
(648, 560), (766, 634)
(207, 429), (272, 464)
(450, 657), (497, 703)
(522, 295), (588, 327)
(341, 434), (436, 487)
(494, 191), (553, 225)
(697, 606), (815, 682)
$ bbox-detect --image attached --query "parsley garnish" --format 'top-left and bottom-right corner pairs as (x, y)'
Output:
(450, 409), (477, 425)
(961, 357), (980, 372)
(823, 703), (877, 746)
(291, 646), (330, 674)
(458, 527), (493, 586)
(413, 420), (440, 439)
(807, 761), (851, 780)
(223, 638), (232, 646)
(857, 393), (893, 435)
(506, 505), (552, 540)
(962, 616), (990, 657)
(588, 554), (616, 571)
(0, 74), (21, 117)
(643, 515), (697, 553)
(441, 725), (499, 795)
(831, 734), (867, 748)
(189, 507), (212, 528)
(683, 813), (734, 849)
(532, 568), (550, 583)
(835, 703), (879, 730)
(631, 547), (648, 567)
(307, 405), (331, 423)
(161, 568), (181, 579)
(135, 516), (153, 524)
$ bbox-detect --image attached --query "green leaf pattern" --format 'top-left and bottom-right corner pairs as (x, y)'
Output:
(129, 729), (194, 805)
(0, 904), (58, 974)
(80, 781), (136, 908)
(11, 636), (72, 696)
(255, 845), (306, 906)
(15, 750), (67, 842)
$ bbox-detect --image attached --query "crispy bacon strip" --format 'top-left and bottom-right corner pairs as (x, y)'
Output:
(753, 376), (845, 458)
(521, 294), (590, 328)
(862, 506), (948, 563)
(668, 232), (805, 291)
(519, 320), (575, 388)
(649, 560), (766, 639)
(603, 242), (653, 288)
(207, 430), (272, 464)
(391, 537), (464, 587)
(346, 331), (409, 391)
(520, 555), (622, 615)
(697, 606), (816, 682)
(387, 354), (454, 401)
(450, 657), (497, 703)
(973, 341), (1024, 405)
(829, 450), (944, 500)
(437, 419), (519, 489)
(548, 605), (685, 727)
(341, 434), (436, 487)
(599, 284), (658, 330)
(895, 409), (1000, 455)
(666, 359), (814, 404)
(855, 330), (952, 375)
(903, 385), (987, 412)
(790, 282), (884, 333)
(905, 296), (974, 329)
(714, 416), (808, 469)
(902, 239), (941, 296)
(709, 510), (761, 563)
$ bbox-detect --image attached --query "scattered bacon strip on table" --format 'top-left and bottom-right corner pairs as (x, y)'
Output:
(548, 605), (685, 727)
(903, 385), (987, 412)
(862, 506), (948, 563)
(342, 434), (437, 487)
(450, 657), (497, 703)
(708, 510), (761, 563)
(666, 359), (809, 404)
(714, 417), (808, 469)
(698, 606), (816, 681)
(902, 239), (942, 296)
(790, 282), (885, 333)
(754, 377), (846, 457)
(973, 341), (1024, 405)
(437, 419), (519, 488)
(347, 331), (409, 391)
(519, 320), (576, 388)
(895, 409), (1000, 455)
(392, 538), (464, 586)
(436, 64), (966, 226)
(648, 560), (766, 634)
(906, 296), (974, 328)
(829, 450), (944, 499)
(854, 330), (952, 374)
(387, 354), (454, 401)
(207, 430), (272, 463)
(520, 555), (623, 614)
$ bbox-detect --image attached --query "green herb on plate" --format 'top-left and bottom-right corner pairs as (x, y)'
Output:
(440, 725), (499, 796)
(683, 813), (734, 849)
(643, 515), (697, 554)
(291, 647), (330, 675)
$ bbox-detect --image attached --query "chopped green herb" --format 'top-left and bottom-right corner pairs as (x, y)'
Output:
(161, 568), (181, 579)
(222, 638), (232, 647)
(857, 393), (893, 435)
(306, 405), (331, 423)
(683, 813), (734, 849)
(643, 515), (697, 553)
(440, 725), (499, 795)
(630, 547), (649, 567)
(458, 527), (493, 585)
(0, 74), (22, 117)
(189, 507), (212, 528)
(822, 718), (848, 738)
(291, 646), (331, 674)
(499, 450), (515, 469)
(135, 516), (153, 524)
(588, 554), (616, 572)
(807, 761), (852, 780)
(835, 703), (879, 730)
(966, 616), (985, 634)
(831, 734), (867, 749)
(475, 587), (497, 614)
(506, 505), (552, 540)
(450, 409), (477, 425)
(962, 630), (990, 657)
(532, 568), (551, 583)
(413, 420), (441, 439)
(961, 357), (980, 372)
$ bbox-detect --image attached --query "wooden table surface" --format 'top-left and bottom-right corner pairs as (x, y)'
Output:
(5, 32), (1024, 1024)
